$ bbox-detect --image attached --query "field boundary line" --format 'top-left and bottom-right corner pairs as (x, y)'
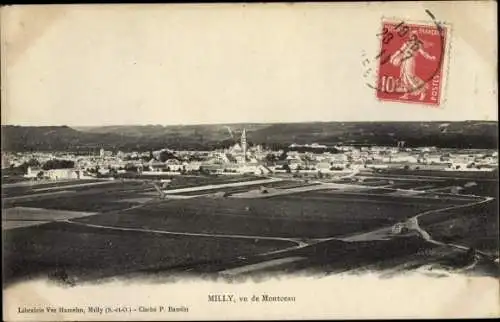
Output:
(3, 190), (76, 201)
(62, 219), (308, 247)
(219, 256), (306, 276)
(410, 196), (496, 259)
(162, 177), (282, 195)
(414, 196), (494, 221)
(332, 196), (494, 243)
(360, 173), (498, 181)
(32, 180), (117, 192)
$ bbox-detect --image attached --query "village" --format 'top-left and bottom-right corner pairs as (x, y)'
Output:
(2, 129), (498, 182)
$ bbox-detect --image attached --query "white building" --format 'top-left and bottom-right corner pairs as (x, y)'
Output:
(25, 167), (82, 180)
(1, 154), (11, 169)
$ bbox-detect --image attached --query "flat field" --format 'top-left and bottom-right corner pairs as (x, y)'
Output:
(72, 191), (468, 239)
(2, 172), (498, 285)
(3, 221), (294, 285)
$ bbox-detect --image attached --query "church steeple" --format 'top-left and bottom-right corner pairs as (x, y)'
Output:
(241, 129), (247, 163)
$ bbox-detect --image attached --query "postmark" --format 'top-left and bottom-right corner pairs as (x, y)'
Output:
(362, 11), (449, 106)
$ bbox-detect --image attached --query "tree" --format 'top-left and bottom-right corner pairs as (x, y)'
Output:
(278, 151), (288, 161)
(159, 150), (177, 162)
(15, 158), (41, 173)
(189, 155), (203, 162)
(303, 154), (312, 162)
(265, 153), (277, 163)
(125, 163), (139, 172)
(26, 158), (41, 167)
(36, 171), (45, 179)
(42, 159), (75, 170)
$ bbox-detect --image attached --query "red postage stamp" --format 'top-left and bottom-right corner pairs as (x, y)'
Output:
(375, 20), (448, 106)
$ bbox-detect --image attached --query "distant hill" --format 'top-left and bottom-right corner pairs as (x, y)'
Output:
(2, 121), (498, 152)
(1, 126), (125, 153)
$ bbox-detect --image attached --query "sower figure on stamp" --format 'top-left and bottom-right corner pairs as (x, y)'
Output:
(390, 31), (436, 101)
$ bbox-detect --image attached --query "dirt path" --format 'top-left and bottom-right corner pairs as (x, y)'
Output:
(63, 219), (310, 247)
(410, 196), (496, 259)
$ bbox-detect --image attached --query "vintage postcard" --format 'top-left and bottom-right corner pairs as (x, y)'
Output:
(1, 2), (499, 320)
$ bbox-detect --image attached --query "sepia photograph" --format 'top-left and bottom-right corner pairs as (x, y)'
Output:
(1, 2), (499, 320)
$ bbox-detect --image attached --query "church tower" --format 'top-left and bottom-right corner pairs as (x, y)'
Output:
(241, 129), (247, 163)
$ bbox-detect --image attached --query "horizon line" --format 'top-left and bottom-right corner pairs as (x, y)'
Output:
(2, 119), (498, 128)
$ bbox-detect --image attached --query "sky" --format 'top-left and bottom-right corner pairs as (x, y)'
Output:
(1, 2), (497, 126)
